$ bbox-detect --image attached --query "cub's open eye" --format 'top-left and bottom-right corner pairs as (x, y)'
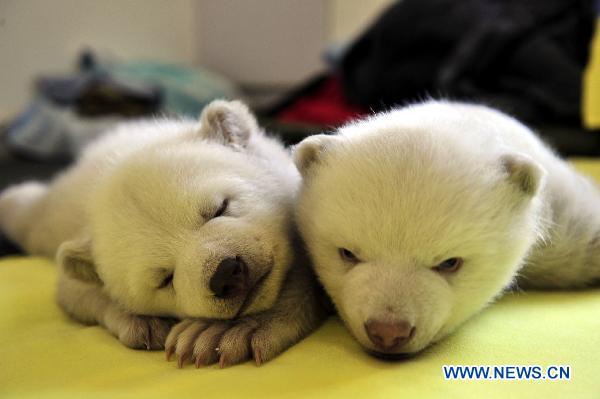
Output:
(157, 273), (174, 289)
(432, 257), (463, 274)
(338, 248), (361, 264)
(213, 198), (229, 218)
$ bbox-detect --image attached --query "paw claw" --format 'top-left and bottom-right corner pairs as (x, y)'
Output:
(177, 353), (188, 369)
(194, 356), (205, 369)
(165, 346), (174, 361)
(254, 347), (262, 366)
(219, 355), (227, 369)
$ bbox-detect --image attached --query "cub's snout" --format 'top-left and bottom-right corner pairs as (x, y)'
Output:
(209, 257), (249, 299)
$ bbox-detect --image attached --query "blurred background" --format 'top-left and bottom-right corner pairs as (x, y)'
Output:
(1, 0), (599, 192)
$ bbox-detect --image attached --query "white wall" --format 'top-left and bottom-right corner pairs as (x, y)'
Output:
(196, 0), (326, 86)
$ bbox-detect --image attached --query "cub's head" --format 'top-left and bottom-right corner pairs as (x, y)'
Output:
(58, 100), (299, 319)
(293, 102), (546, 357)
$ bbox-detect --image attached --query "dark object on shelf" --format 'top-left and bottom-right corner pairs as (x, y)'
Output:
(37, 73), (163, 118)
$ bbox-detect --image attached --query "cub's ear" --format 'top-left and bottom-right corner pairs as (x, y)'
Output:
(500, 153), (546, 197)
(198, 100), (258, 148)
(56, 236), (102, 285)
(293, 134), (339, 178)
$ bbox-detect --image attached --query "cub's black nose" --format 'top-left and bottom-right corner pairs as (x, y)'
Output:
(209, 257), (249, 299)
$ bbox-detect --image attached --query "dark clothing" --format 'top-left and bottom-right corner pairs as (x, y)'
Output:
(340, 0), (595, 125)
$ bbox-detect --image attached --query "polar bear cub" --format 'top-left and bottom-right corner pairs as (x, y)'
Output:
(293, 101), (600, 357)
(0, 100), (325, 366)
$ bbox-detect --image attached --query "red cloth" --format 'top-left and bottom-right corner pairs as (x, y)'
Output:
(278, 76), (367, 126)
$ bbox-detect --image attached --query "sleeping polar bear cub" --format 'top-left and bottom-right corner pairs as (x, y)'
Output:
(0, 100), (325, 366)
(294, 101), (600, 357)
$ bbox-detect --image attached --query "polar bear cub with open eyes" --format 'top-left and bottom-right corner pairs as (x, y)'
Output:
(0, 100), (325, 366)
(294, 101), (600, 357)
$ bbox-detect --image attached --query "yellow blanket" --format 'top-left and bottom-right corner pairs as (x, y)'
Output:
(1, 160), (600, 399)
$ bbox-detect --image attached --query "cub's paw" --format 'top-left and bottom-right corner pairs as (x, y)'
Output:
(116, 315), (177, 350)
(165, 316), (292, 368)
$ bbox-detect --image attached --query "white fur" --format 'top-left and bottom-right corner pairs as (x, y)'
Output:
(294, 101), (600, 355)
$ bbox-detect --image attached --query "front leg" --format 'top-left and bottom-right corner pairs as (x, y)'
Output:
(57, 274), (176, 349)
(166, 262), (329, 367)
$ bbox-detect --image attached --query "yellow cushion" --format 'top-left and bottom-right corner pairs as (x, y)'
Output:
(1, 160), (600, 398)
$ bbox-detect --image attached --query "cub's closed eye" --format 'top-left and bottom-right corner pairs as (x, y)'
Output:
(213, 198), (229, 218)
(339, 248), (361, 264)
(158, 273), (174, 289)
(432, 257), (463, 274)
